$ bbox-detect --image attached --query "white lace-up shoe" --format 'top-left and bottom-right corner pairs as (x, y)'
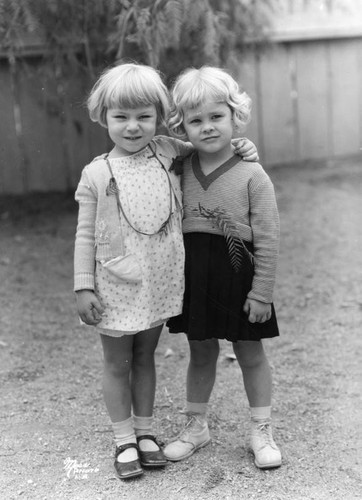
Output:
(250, 419), (282, 469)
(163, 414), (211, 462)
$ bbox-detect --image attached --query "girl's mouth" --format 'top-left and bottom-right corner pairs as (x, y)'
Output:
(125, 136), (142, 141)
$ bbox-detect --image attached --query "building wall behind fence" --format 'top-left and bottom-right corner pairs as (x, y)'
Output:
(0, 34), (362, 195)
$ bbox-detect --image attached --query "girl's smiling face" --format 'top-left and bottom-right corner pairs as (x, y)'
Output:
(106, 105), (158, 156)
(183, 100), (234, 159)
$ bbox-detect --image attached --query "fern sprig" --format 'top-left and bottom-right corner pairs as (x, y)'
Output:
(194, 204), (254, 272)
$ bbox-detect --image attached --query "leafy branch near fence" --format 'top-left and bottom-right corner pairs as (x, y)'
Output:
(0, 0), (277, 104)
(110, 0), (276, 80)
(0, 0), (276, 76)
(0, 0), (275, 192)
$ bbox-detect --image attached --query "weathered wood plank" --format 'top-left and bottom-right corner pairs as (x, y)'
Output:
(0, 63), (25, 194)
(329, 39), (361, 156)
(295, 41), (330, 160)
(235, 50), (261, 154)
(257, 43), (298, 165)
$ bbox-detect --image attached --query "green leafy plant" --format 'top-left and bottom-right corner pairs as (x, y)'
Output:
(0, 0), (275, 191)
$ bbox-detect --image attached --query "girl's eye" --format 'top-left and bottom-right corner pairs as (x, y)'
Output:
(189, 118), (201, 124)
(139, 115), (152, 120)
(212, 114), (222, 120)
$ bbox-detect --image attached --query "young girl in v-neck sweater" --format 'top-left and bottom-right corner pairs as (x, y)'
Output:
(165, 66), (282, 470)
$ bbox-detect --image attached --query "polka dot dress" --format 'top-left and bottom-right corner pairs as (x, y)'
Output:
(95, 146), (185, 336)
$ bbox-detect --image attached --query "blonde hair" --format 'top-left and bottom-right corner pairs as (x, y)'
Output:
(168, 66), (252, 138)
(87, 63), (170, 128)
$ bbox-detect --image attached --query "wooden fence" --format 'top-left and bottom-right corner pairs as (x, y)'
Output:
(1, 31), (362, 194)
(237, 34), (362, 165)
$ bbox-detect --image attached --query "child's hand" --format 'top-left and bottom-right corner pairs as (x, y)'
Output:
(76, 290), (105, 326)
(232, 137), (259, 162)
(243, 298), (271, 323)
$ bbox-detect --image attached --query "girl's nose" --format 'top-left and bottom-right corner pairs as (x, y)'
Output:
(127, 119), (139, 132)
(202, 121), (214, 133)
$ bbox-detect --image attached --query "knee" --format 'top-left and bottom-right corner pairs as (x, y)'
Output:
(132, 344), (156, 370)
(103, 352), (132, 379)
(189, 340), (219, 367)
(233, 341), (266, 369)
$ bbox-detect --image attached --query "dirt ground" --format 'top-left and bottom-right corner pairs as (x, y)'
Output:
(1, 157), (362, 500)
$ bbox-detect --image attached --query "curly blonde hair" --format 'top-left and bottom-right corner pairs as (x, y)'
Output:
(87, 63), (170, 128)
(168, 66), (251, 138)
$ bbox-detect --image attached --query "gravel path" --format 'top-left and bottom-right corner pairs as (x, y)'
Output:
(0, 158), (361, 499)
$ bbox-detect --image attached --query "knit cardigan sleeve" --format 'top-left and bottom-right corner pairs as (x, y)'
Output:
(74, 167), (98, 291)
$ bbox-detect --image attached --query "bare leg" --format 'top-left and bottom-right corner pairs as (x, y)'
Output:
(100, 334), (138, 464)
(187, 339), (220, 403)
(232, 340), (272, 407)
(131, 325), (163, 416)
(100, 334), (134, 422)
(163, 338), (218, 461)
(232, 340), (280, 468)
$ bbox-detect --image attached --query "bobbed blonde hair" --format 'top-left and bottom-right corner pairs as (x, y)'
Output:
(168, 66), (252, 138)
(87, 63), (170, 128)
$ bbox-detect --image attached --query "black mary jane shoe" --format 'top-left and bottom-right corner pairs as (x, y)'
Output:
(114, 443), (143, 480)
(137, 435), (168, 468)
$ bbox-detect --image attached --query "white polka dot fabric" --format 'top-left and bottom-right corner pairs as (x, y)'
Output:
(95, 148), (185, 336)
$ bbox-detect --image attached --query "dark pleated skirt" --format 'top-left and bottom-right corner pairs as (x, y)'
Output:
(167, 233), (279, 342)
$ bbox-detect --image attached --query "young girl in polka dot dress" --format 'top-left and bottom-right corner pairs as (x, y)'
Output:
(74, 63), (258, 480)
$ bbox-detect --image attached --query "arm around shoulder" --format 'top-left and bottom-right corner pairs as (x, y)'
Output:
(155, 135), (194, 157)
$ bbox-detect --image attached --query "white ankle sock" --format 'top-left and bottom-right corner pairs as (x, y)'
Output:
(112, 417), (137, 462)
(133, 415), (158, 451)
(250, 406), (271, 422)
(186, 401), (208, 416)
(186, 401), (208, 429)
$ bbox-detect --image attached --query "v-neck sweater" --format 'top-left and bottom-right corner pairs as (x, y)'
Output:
(182, 154), (280, 303)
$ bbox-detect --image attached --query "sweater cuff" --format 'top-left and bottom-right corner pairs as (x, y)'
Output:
(247, 290), (273, 304)
(74, 273), (95, 292)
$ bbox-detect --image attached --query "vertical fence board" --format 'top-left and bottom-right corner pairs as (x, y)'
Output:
(0, 62), (26, 194)
(19, 68), (67, 192)
(329, 39), (361, 156)
(258, 43), (297, 165)
(68, 94), (110, 185)
(295, 41), (330, 159)
(236, 51), (261, 153)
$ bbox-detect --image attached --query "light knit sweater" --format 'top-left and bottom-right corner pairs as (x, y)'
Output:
(182, 154), (280, 303)
(74, 136), (192, 291)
